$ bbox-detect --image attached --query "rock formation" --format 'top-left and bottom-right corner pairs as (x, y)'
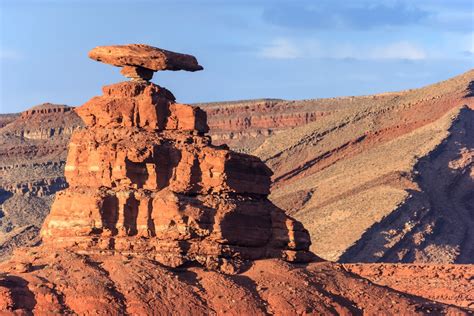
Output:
(89, 44), (203, 82)
(2, 70), (473, 265)
(0, 46), (472, 315)
(40, 44), (314, 273)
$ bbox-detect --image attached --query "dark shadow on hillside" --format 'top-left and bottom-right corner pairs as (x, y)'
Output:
(0, 275), (37, 311)
(339, 106), (474, 263)
(465, 80), (474, 97)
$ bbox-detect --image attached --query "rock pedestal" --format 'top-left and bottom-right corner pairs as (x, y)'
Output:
(120, 66), (154, 82)
(41, 45), (315, 273)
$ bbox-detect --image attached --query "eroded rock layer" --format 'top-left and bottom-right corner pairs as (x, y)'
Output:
(41, 80), (313, 273)
(0, 103), (83, 260)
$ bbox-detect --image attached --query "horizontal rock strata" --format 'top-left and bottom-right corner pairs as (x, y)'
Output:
(41, 59), (314, 272)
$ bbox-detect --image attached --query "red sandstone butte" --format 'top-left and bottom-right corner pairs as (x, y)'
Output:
(39, 46), (314, 274)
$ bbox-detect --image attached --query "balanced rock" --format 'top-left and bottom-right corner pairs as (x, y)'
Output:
(89, 44), (203, 82)
(41, 45), (315, 273)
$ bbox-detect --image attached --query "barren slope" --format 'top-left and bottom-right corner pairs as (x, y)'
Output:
(0, 248), (470, 314)
(345, 263), (474, 309)
(203, 69), (474, 263)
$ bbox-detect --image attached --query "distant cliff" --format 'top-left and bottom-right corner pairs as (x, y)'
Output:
(0, 103), (82, 259)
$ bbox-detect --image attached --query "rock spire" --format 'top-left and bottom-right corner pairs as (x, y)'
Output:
(41, 44), (315, 273)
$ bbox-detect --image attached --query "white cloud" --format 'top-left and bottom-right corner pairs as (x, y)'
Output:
(467, 32), (474, 55)
(259, 38), (301, 59)
(370, 42), (427, 60)
(258, 38), (427, 61)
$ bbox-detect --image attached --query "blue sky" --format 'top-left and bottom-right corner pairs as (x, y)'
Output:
(0, 0), (473, 114)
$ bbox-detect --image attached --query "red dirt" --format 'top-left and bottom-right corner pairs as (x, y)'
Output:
(0, 249), (471, 314)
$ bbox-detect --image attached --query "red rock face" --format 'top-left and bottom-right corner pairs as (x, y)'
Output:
(76, 81), (207, 132)
(41, 80), (314, 273)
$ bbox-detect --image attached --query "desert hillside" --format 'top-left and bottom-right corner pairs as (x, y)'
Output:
(202, 69), (474, 263)
(0, 70), (473, 264)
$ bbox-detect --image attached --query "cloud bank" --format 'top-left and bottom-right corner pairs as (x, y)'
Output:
(258, 38), (427, 61)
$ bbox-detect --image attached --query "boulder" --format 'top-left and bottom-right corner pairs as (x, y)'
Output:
(89, 44), (203, 72)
